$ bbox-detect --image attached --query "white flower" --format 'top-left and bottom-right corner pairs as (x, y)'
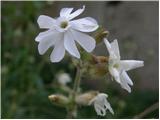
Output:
(57, 73), (71, 85)
(35, 6), (98, 62)
(104, 38), (144, 93)
(89, 93), (114, 116)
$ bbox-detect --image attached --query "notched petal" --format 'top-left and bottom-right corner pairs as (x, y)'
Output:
(68, 5), (85, 20)
(37, 15), (55, 29)
(60, 8), (73, 18)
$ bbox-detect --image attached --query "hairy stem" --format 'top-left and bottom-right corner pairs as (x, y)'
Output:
(66, 60), (82, 118)
(73, 63), (81, 97)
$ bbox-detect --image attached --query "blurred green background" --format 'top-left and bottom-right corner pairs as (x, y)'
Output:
(1, 1), (159, 119)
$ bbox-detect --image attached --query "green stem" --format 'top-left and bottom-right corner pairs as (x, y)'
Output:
(73, 63), (81, 98)
(66, 60), (82, 118)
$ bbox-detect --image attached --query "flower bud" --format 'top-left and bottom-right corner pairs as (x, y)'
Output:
(95, 28), (109, 44)
(75, 91), (99, 106)
(48, 94), (69, 107)
(56, 72), (71, 85)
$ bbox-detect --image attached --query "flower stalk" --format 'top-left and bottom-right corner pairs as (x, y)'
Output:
(66, 60), (82, 118)
(73, 61), (82, 97)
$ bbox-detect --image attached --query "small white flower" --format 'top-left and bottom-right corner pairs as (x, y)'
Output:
(89, 93), (114, 116)
(57, 73), (71, 85)
(104, 38), (144, 93)
(35, 6), (98, 62)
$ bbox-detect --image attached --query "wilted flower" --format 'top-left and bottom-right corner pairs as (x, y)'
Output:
(35, 6), (98, 62)
(104, 38), (144, 93)
(89, 93), (114, 116)
(57, 73), (71, 85)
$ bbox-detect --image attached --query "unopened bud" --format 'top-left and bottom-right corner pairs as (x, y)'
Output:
(95, 29), (109, 44)
(56, 72), (71, 85)
(48, 94), (69, 107)
(75, 91), (99, 106)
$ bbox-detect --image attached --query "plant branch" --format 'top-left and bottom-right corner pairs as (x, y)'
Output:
(134, 102), (159, 118)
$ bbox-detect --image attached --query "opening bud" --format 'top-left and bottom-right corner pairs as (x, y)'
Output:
(75, 91), (99, 106)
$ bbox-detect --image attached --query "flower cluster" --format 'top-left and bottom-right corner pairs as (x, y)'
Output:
(35, 6), (144, 117)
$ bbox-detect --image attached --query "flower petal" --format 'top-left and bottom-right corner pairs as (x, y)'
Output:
(35, 29), (58, 42)
(109, 67), (121, 83)
(50, 39), (65, 63)
(70, 17), (99, 32)
(119, 71), (133, 93)
(104, 38), (112, 53)
(37, 15), (55, 29)
(110, 39), (120, 59)
(68, 6), (85, 20)
(94, 103), (106, 116)
(121, 71), (133, 86)
(64, 31), (80, 58)
(120, 78), (131, 92)
(71, 30), (96, 52)
(37, 31), (61, 55)
(99, 93), (108, 98)
(120, 81), (131, 93)
(104, 99), (114, 115)
(120, 60), (144, 71)
(104, 38), (114, 56)
(104, 38), (117, 59)
(38, 40), (53, 55)
(60, 7), (73, 18)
